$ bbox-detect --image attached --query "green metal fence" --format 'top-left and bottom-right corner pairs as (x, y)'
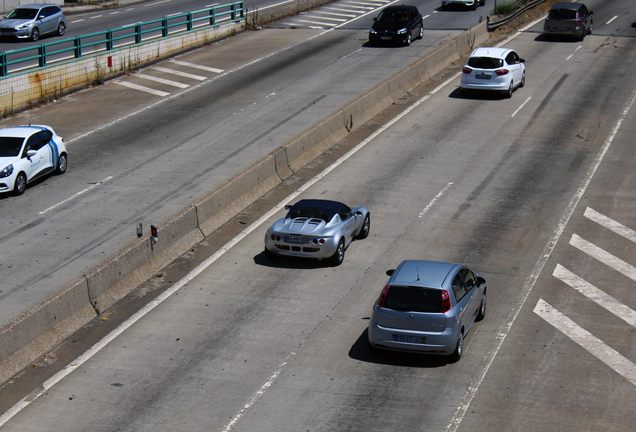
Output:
(0, 1), (244, 77)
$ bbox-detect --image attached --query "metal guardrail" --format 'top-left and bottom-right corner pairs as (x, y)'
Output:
(487, 0), (547, 31)
(0, 1), (244, 77)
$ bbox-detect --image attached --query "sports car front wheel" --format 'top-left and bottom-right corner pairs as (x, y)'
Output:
(330, 239), (345, 266)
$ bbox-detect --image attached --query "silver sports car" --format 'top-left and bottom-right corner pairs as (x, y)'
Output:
(264, 199), (370, 265)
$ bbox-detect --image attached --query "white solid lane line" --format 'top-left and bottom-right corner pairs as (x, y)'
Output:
(606, 15), (618, 25)
(534, 299), (636, 386)
(553, 264), (636, 328)
(570, 234), (636, 282)
(39, 177), (113, 215)
(418, 182), (454, 218)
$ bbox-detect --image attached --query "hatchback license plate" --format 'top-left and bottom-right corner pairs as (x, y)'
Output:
(476, 73), (491, 80)
(285, 235), (307, 244)
(380, 36), (391, 40)
(393, 334), (425, 344)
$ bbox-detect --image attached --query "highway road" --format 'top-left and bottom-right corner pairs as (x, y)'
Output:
(1, 0), (636, 430)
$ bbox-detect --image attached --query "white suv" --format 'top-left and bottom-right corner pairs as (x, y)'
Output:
(460, 47), (526, 98)
(0, 125), (67, 195)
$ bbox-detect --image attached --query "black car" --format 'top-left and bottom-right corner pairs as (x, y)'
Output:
(543, 2), (593, 41)
(369, 5), (423, 46)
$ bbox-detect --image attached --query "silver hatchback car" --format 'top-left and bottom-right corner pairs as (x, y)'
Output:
(0, 4), (67, 41)
(368, 260), (486, 362)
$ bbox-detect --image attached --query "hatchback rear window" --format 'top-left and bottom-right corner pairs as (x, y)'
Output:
(467, 57), (504, 69)
(384, 286), (442, 313)
(549, 9), (577, 20)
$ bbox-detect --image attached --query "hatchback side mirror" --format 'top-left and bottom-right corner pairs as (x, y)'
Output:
(520, 58), (526, 63)
(477, 276), (486, 285)
(386, 269), (395, 276)
(26, 149), (37, 160)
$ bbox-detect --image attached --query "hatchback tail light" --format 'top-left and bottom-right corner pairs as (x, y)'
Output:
(576, 12), (582, 23)
(462, 66), (473, 74)
(378, 285), (390, 308)
(441, 290), (451, 313)
(495, 69), (509, 76)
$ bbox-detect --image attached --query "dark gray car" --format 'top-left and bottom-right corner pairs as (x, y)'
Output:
(0, 4), (67, 41)
(368, 260), (486, 362)
(543, 2), (593, 41)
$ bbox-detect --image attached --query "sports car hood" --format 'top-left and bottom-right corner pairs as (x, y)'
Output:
(371, 20), (409, 32)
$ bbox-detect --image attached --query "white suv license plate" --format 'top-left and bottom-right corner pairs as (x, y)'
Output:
(285, 235), (307, 244)
(393, 334), (425, 344)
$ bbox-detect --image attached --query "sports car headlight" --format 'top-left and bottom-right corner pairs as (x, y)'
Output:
(397, 28), (407, 34)
(369, 28), (377, 34)
(0, 164), (14, 178)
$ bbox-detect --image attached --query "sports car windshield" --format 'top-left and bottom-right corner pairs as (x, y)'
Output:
(467, 57), (504, 69)
(6, 9), (38, 20)
(0, 137), (24, 157)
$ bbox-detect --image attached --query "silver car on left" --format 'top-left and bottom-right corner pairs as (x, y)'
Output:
(0, 4), (67, 41)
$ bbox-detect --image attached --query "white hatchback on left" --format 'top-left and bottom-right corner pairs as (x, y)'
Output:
(0, 125), (67, 196)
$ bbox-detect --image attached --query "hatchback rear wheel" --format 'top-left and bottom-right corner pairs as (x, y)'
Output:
(449, 331), (463, 362)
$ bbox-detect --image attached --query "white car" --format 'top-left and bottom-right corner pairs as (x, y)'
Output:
(460, 47), (526, 98)
(0, 125), (67, 195)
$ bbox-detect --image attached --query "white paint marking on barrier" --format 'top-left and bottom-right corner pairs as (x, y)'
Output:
(553, 264), (636, 327)
(114, 80), (170, 97)
(419, 182), (453, 218)
(168, 59), (224, 73)
(293, 18), (340, 26)
(38, 177), (113, 215)
(584, 207), (636, 244)
(511, 96), (532, 117)
(570, 234), (636, 282)
(153, 66), (207, 81)
(312, 14), (348, 22)
(135, 73), (190, 88)
(606, 15), (618, 25)
(445, 22), (636, 432)
(533, 299), (636, 386)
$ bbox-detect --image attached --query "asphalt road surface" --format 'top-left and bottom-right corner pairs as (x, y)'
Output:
(1, 0), (636, 431)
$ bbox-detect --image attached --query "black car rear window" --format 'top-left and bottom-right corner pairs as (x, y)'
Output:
(290, 208), (329, 222)
(384, 286), (442, 313)
(549, 9), (577, 20)
(0, 137), (24, 157)
(467, 57), (504, 69)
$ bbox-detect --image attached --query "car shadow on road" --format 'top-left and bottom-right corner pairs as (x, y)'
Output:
(448, 87), (507, 100)
(349, 327), (448, 368)
(254, 250), (338, 269)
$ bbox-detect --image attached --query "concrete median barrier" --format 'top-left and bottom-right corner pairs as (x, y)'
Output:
(0, 20), (489, 386)
(0, 278), (95, 386)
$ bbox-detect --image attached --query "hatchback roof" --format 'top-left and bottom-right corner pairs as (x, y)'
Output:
(469, 47), (512, 59)
(392, 260), (458, 288)
(0, 125), (46, 138)
(550, 2), (585, 10)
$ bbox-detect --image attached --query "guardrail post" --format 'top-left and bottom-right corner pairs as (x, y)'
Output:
(74, 36), (82, 58)
(38, 44), (46, 67)
(209, 7), (216, 26)
(187, 12), (193, 31)
(240, 1), (245, 18)
(231, 3), (237, 20)
(163, 17), (169, 37)
(0, 52), (6, 77)
(106, 30), (114, 51)
(135, 23), (142, 44)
